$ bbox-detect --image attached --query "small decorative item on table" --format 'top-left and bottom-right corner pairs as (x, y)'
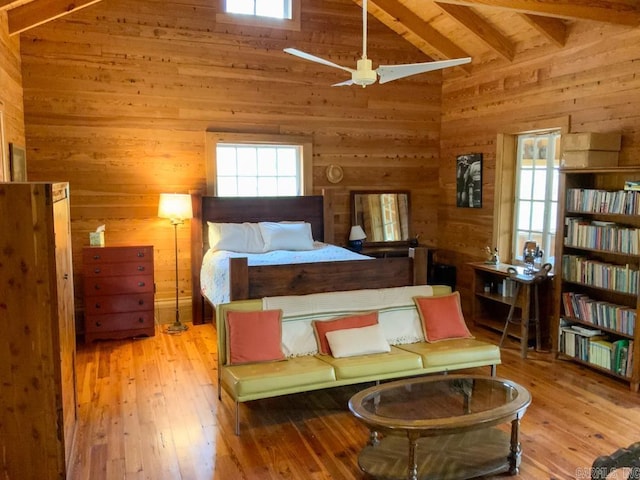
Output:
(484, 246), (499, 265)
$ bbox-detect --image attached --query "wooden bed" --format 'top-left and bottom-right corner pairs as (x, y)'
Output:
(190, 193), (428, 324)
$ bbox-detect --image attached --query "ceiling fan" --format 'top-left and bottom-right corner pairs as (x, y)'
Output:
(283, 0), (471, 88)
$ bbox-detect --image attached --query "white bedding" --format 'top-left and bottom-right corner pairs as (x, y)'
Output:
(200, 242), (372, 306)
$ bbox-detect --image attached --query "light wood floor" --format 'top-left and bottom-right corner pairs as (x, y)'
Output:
(68, 323), (640, 480)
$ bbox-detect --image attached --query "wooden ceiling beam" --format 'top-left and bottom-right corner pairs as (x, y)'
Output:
(0, 0), (24, 10)
(521, 14), (566, 47)
(433, 0), (640, 26)
(7, 0), (103, 35)
(370, 0), (473, 73)
(435, 2), (515, 61)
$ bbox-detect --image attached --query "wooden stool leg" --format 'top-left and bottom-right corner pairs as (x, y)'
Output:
(499, 283), (521, 348)
(534, 283), (541, 352)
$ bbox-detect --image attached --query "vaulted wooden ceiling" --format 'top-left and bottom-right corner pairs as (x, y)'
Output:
(2, 0), (639, 70)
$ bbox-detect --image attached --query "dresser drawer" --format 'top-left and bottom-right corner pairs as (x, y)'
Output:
(85, 293), (154, 315)
(84, 274), (154, 295)
(85, 310), (155, 333)
(83, 245), (153, 264)
(84, 260), (153, 277)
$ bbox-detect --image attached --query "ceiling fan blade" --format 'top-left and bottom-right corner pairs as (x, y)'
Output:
(376, 57), (471, 84)
(332, 79), (355, 87)
(284, 48), (354, 74)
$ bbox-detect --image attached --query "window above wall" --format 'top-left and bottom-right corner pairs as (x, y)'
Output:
(225, 0), (292, 19)
(205, 132), (312, 197)
(217, 0), (300, 31)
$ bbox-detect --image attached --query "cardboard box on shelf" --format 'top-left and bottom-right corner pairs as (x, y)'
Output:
(563, 132), (621, 152)
(561, 150), (619, 168)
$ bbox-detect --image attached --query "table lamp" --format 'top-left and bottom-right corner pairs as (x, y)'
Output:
(349, 225), (367, 252)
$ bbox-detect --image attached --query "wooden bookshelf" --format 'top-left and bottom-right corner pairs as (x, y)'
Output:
(554, 167), (640, 392)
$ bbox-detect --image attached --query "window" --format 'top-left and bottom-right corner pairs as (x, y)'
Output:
(216, 0), (300, 31)
(205, 132), (312, 197)
(512, 131), (561, 265)
(492, 116), (570, 268)
(225, 0), (291, 19)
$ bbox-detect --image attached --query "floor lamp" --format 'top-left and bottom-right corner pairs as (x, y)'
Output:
(158, 193), (193, 334)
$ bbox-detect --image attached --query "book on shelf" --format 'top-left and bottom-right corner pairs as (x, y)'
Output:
(624, 180), (640, 191)
(570, 325), (603, 337)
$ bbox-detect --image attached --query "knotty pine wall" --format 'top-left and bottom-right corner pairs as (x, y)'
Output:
(438, 21), (640, 312)
(0, 11), (25, 179)
(17, 0), (443, 326)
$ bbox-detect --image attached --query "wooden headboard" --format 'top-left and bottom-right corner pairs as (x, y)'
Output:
(190, 194), (330, 324)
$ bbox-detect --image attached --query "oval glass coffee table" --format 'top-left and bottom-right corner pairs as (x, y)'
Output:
(348, 374), (531, 480)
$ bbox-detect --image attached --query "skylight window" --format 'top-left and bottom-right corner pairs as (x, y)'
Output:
(225, 0), (292, 19)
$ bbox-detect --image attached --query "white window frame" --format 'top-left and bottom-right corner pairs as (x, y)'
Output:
(512, 131), (561, 266)
(205, 132), (312, 196)
(216, 0), (300, 31)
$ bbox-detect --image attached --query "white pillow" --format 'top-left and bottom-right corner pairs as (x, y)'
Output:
(259, 222), (314, 251)
(325, 324), (391, 358)
(207, 222), (265, 253)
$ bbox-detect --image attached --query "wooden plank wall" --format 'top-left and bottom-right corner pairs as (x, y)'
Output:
(438, 21), (640, 312)
(0, 10), (25, 179)
(17, 0), (443, 324)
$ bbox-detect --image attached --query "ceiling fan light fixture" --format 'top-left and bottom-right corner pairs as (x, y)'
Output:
(353, 58), (377, 87)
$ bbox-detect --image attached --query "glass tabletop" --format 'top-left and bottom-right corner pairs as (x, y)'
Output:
(349, 374), (531, 431)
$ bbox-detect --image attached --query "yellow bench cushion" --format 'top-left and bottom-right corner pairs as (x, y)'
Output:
(397, 338), (501, 371)
(221, 355), (335, 399)
(317, 346), (423, 380)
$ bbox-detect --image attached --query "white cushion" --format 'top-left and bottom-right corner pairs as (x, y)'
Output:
(259, 221), (314, 251)
(208, 222), (265, 253)
(325, 324), (391, 358)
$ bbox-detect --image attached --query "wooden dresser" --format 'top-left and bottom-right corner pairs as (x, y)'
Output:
(83, 245), (156, 342)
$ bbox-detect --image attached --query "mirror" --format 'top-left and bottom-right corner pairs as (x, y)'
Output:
(351, 191), (411, 245)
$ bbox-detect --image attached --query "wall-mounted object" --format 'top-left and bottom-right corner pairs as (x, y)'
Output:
(9, 143), (26, 181)
(326, 164), (344, 183)
(351, 190), (410, 245)
(456, 153), (482, 208)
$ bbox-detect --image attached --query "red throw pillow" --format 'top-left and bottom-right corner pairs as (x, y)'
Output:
(225, 309), (286, 365)
(312, 311), (379, 355)
(413, 292), (473, 342)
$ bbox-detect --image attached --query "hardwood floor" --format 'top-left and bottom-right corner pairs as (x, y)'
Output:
(69, 323), (640, 480)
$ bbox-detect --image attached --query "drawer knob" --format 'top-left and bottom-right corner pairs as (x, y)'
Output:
(94, 268), (101, 274)
(137, 266), (145, 271)
(94, 284), (100, 290)
(95, 303), (101, 309)
(93, 255), (101, 260)
(138, 317), (144, 323)
(138, 282), (145, 287)
(137, 252), (145, 257)
(95, 321), (102, 327)
(138, 299), (144, 305)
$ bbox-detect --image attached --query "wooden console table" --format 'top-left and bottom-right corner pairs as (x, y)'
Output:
(469, 262), (553, 358)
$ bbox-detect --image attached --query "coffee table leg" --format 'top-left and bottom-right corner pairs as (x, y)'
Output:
(508, 417), (522, 475)
(407, 432), (419, 480)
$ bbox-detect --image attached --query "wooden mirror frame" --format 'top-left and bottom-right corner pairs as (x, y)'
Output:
(350, 190), (411, 247)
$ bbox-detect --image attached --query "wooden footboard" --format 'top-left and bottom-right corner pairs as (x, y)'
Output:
(228, 248), (428, 301)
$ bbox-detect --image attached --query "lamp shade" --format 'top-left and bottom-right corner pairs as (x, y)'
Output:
(349, 225), (367, 241)
(158, 193), (193, 221)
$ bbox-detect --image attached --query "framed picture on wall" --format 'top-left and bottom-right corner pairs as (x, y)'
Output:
(0, 108), (6, 182)
(456, 153), (483, 208)
(9, 143), (27, 182)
